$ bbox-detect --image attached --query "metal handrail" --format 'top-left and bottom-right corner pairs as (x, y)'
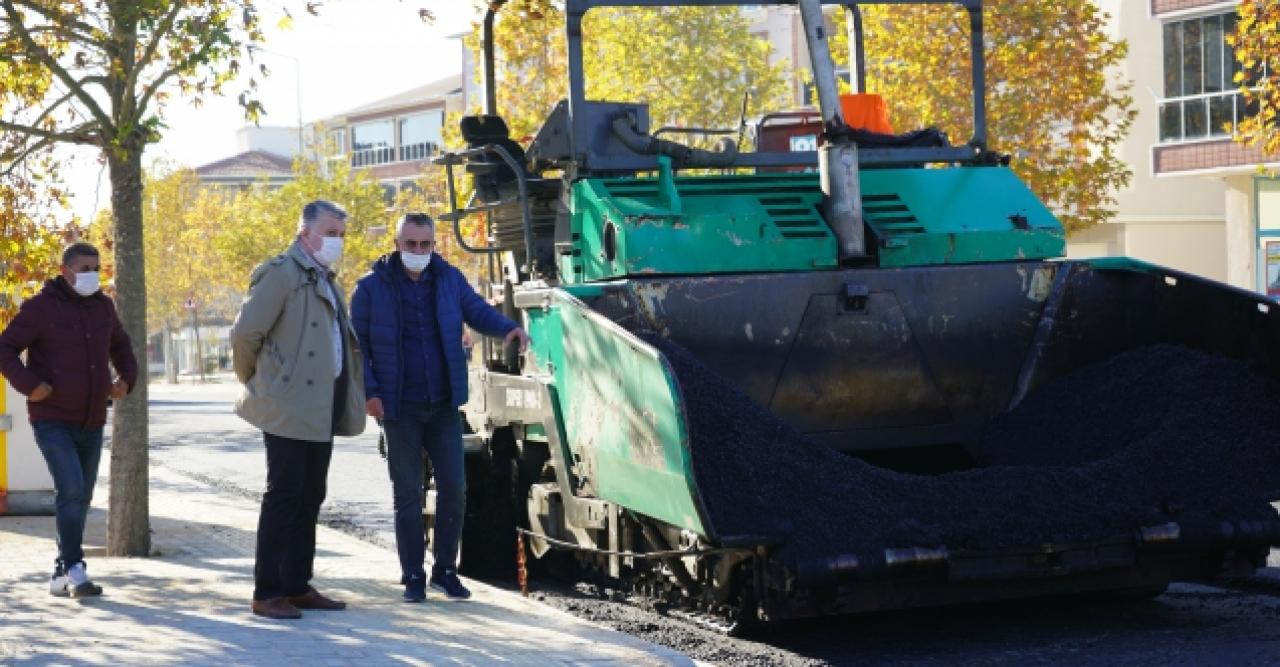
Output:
(653, 126), (737, 139)
(1156, 88), (1260, 144)
(432, 143), (537, 274)
(1157, 88), (1257, 105)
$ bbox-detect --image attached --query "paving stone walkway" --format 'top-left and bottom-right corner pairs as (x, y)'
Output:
(0, 465), (693, 666)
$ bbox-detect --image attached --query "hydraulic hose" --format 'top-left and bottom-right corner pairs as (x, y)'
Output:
(611, 115), (738, 168)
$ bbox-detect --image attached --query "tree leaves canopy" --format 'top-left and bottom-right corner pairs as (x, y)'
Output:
(1229, 0), (1280, 157)
(832, 1), (1135, 233)
(0, 0), (294, 557)
(463, 1), (792, 143)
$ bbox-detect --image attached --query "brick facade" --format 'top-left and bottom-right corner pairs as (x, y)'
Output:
(1151, 0), (1233, 15)
(1153, 138), (1270, 173)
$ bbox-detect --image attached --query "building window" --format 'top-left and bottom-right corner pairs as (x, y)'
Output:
(1158, 12), (1260, 144)
(398, 179), (424, 197)
(352, 120), (395, 167)
(328, 128), (347, 155)
(379, 181), (397, 206)
(399, 112), (444, 162)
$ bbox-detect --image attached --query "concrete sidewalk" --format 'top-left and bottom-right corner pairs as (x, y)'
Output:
(0, 465), (694, 666)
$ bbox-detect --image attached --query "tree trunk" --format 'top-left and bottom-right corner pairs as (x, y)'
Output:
(107, 148), (151, 557)
(165, 326), (178, 384)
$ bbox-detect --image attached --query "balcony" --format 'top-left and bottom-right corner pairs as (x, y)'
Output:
(1158, 90), (1255, 144)
(351, 146), (395, 168)
(399, 141), (441, 162)
(1153, 89), (1270, 175)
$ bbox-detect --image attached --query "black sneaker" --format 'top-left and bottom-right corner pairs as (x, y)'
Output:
(428, 570), (471, 600)
(403, 575), (426, 603)
(49, 563), (69, 597)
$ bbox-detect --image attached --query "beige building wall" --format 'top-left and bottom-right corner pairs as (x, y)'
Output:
(1066, 217), (1227, 283)
(1065, 1), (1235, 285)
(747, 6), (806, 106)
(1093, 0), (1229, 220)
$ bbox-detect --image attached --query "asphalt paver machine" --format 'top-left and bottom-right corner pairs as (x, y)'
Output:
(429, 0), (1280, 632)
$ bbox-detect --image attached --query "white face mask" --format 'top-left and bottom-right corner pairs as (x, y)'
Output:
(401, 250), (432, 272)
(313, 236), (344, 267)
(72, 271), (100, 297)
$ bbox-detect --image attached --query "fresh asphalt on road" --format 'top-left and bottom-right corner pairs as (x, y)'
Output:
(137, 376), (1280, 667)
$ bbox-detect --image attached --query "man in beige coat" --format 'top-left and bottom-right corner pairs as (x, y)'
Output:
(230, 199), (365, 620)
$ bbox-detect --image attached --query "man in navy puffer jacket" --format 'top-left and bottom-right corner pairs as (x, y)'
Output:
(351, 213), (529, 603)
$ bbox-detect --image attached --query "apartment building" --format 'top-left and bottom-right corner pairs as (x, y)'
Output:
(1075, 0), (1279, 294)
(315, 74), (464, 205)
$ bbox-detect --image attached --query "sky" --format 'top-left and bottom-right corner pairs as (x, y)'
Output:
(61, 1), (479, 223)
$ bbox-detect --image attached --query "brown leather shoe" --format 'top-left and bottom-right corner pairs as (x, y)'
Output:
(287, 586), (347, 610)
(252, 597), (302, 620)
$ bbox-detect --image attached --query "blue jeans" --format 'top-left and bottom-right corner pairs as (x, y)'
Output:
(384, 400), (465, 581)
(33, 421), (104, 567)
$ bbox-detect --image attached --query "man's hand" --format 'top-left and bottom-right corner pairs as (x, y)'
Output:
(366, 397), (385, 419)
(505, 327), (531, 352)
(110, 379), (129, 400)
(29, 382), (52, 402)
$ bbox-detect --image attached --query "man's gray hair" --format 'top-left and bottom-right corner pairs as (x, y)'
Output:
(298, 199), (348, 231)
(394, 212), (435, 239)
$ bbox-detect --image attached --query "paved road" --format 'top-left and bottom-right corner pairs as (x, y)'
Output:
(145, 377), (397, 549)
(139, 378), (1280, 666)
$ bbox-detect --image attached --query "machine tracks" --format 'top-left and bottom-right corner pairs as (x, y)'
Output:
(1211, 572), (1280, 599)
(505, 526), (755, 636)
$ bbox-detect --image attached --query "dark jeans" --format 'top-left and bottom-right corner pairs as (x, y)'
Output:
(384, 400), (464, 581)
(33, 420), (104, 567)
(253, 433), (332, 600)
(253, 359), (346, 601)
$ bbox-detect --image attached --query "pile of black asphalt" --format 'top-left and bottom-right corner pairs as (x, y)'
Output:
(648, 339), (1280, 563)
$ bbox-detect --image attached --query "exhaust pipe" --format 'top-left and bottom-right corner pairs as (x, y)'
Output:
(798, 0), (866, 260)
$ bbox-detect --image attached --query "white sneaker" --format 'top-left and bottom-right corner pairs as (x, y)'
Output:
(66, 562), (102, 598)
(48, 565), (68, 597)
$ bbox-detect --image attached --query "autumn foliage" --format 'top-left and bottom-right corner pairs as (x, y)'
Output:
(461, 0), (792, 144)
(0, 0), (300, 557)
(830, 2), (1135, 233)
(1229, 0), (1280, 157)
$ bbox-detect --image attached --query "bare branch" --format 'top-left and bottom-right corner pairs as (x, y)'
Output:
(137, 39), (221, 120)
(8, 0), (103, 43)
(0, 135), (58, 176)
(0, 0), (114, 132)
(0, 118), (100, 146)
(23, 86), (79, 132)
(16, 23), (99, 45)
(125, 1), (185, 105)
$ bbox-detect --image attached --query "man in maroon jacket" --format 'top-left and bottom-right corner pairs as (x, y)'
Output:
(0, 242), (137, 599)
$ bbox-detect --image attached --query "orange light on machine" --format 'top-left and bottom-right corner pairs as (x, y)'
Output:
(839, 93), (894, 134)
